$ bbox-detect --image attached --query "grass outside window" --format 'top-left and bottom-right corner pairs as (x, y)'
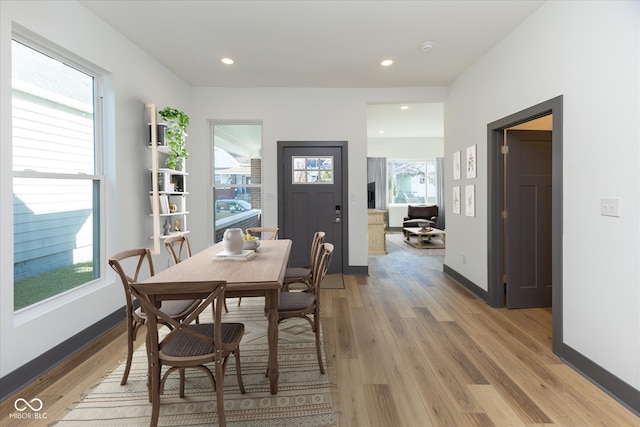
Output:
(14, 262), (94, 310)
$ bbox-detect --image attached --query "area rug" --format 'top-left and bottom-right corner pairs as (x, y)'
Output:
(386, 232), (446, 256)
(320, 274), (344, 289)
(57, 299), (336, 427)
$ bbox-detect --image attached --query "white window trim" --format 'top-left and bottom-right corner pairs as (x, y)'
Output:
(10, 26), (111, 322)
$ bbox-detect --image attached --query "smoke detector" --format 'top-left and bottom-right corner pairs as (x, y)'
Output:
(420, 41), (435, 52)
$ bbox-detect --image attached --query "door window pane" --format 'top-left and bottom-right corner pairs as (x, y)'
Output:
(292, 156), (333, 183)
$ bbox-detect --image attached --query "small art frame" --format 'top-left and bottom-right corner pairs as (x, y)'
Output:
(452, 186), (461, 214)
(453, 150), (461, 180)
(466, 144), (477, 179)
(465, 184), (475, 217)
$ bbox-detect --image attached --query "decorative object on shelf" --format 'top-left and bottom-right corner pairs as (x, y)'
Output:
(158, 107), (189, 170)
(222, 228), (245, 255)
(174, 219), (181, 232)
(163, 219), (171, 235)
(169, 203), (177, 213)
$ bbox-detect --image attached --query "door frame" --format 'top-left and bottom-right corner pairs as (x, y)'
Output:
(487, 95), (563, 356)
(277, 140), (349, 274)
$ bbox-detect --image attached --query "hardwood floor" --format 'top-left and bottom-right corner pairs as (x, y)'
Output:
(2, 237), (638, 426)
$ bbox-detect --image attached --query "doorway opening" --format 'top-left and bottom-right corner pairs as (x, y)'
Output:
(487, 96), (563, 356)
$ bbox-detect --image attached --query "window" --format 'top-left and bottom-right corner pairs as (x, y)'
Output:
(387, 159), (437, 204)
(12, 38), (103, 311)
(292, 156), (334, 183)
(211, 123), (262, 243)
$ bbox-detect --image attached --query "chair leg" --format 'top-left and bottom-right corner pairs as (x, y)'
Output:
(315, 315), (325, 374)
(215, 359), (227, 427)
(179, 368), (186, 398)
(237, 297), (242, 307)
(121, 322), (135, 385)
(149, 357), (161, 427)
(234, 350), (245, 394)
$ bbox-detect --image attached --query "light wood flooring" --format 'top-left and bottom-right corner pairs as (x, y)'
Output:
(2, 238), (639, 426)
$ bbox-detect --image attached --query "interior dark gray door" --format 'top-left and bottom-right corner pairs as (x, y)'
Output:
(506, 130), (552, 308)
(281, 145), (343, 274)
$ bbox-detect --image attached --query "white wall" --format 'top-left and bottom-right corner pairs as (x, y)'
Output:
(186, 87), (447, 266)
(444, 1), (639, 389)
(0, 0), (190, 377)
(367, 136), (444, 158)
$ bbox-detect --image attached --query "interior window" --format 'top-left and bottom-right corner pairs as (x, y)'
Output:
(387, 159), (437, 204)
(211, 122), (262, 243)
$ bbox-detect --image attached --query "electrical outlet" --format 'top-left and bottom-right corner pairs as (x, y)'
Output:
(600, 198), (620, 217)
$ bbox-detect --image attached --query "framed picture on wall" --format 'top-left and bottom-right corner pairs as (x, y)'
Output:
(465, 184), (475, 217)
(453, 150), (461, 180)
(453, 186), (461, 214)
(466, 144), (477, 179)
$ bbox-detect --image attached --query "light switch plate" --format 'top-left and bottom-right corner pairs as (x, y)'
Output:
(600, 198), (620, 217)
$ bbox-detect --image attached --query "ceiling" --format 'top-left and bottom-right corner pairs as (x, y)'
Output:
(79, 0), (544, 138)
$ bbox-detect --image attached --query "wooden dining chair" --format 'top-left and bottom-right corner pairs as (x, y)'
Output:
(129, 280), (245, 427)
(164, 235), (227, 312)
(246, 227), (279, 240)
(163, 234), (192, 264)
(108, 248), (201, 385)
(282, 231), (325, 293)
(277, 242), (334, 374)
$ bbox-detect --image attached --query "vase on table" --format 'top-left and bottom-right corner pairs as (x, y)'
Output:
(223, 228), (244, 254)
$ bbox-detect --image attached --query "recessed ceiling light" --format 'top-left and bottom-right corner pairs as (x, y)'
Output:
(380, 59), (393, 67)
(400, 105), (409, 110)
(378, 130), (385, 134)
(221, 57), (234, 65)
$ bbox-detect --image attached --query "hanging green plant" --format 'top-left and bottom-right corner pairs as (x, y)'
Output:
(158, 107), (189, 169)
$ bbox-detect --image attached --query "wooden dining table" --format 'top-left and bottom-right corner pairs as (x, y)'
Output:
(143, 238), (292, 394)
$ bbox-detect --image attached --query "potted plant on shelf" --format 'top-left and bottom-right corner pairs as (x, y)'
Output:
(158, 107), (189, 169)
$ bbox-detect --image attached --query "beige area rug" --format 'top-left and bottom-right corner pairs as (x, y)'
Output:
(57, 299), (336, 427)
(320, 273), (344, 289)
(287, 273), (344, 290)
(386, 232), (446, 256)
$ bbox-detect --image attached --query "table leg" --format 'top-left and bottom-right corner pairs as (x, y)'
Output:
(265, 289), (279, 394)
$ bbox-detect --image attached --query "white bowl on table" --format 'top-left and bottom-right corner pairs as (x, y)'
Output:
(243, 237), (260, 251)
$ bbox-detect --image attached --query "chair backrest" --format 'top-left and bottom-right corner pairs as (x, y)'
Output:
(246, 227), (279, 240)
(407, 205), (438, 221)
(108, 248), (155, 311)
(309, 231), (326, 266)
(129, 280), (226, 358)
(312, 243), (334, 295)
(164, 235), (192, 264)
